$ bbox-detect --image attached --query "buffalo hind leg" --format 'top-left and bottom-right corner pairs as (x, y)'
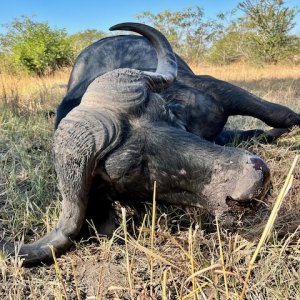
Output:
(191, 75), (300, 130)
(214, 128), (289, 145)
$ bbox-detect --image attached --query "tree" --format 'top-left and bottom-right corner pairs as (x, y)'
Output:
(137, 7), (219, 63)
(206, 31), (246, 64)
(238, 0), (299, 64)
(68, 29), (106, 57)
(205, 13), (251, 65)
(0, 16), (74, 75)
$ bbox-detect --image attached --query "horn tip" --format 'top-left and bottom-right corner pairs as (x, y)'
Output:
(109, 22), (135, 32)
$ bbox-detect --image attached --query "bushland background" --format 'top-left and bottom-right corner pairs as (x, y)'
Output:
(0, 1), (300, 299)
(1, 1), (300, 75)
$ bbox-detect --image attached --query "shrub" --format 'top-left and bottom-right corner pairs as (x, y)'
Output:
(0, 17), (74, 75)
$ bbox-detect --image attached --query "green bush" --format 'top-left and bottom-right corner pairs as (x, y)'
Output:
(238, 0), (300, 64)
(206, 31), (247, 65)
(0, 17), (74, 75)
(68, 29), (106, 57)
(0, 52), (24, 74)
(137, 7), (217, 63)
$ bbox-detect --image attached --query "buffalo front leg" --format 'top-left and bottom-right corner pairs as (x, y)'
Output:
(187, 75), (300, 136)
(213, 128), (287, 145)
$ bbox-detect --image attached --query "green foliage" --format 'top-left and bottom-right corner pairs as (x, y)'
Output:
(238, 0), (299, 64)
(0, 17), (74, 75)
(68, 29), (106, 57)
(205, 11), (245, 65)
(138, 3), (299, 65)
(137, 7), (220, 63)
(0, 52), (22, 74)
(206, 29), (248, 65)
(0, 4), (299, 71)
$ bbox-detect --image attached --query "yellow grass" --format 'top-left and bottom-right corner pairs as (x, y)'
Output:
(0, 69), (69, 96)
(192, 63), (300, 81)
(239, 155), (299, 300)
(0, 64), (300, 299)
(0, 69), (69, 112)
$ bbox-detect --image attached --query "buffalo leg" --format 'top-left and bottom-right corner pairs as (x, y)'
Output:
(184, 74), (300, 130)
(214, 128), (289, 145)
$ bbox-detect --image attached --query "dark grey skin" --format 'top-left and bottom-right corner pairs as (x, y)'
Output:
(1, 23), (272, 266)
(56, 32), (300, 143)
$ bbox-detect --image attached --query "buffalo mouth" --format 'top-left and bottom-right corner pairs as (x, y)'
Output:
(225, 183), (270, 212)
(226, 196), (262, 211)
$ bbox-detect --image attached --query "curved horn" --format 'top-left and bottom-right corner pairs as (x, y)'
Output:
(110, 22), (177, 91)
(1, 110), (121, 266)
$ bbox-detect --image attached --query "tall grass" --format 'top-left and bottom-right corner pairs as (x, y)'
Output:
(0, 65), (300, 299)
(192, 63), (300, 81)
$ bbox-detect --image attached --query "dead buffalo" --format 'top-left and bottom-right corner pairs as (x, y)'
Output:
(1, 22), (298, 266)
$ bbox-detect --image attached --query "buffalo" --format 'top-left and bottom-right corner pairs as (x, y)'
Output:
(1, 22), (299, 266)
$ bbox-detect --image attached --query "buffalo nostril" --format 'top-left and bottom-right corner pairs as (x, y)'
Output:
(228, 155), (271, 208)
(250, 156), (271, 190)
(250, 156), (270, 199)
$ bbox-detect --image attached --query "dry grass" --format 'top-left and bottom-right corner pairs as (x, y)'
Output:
(192, 63), (300, 82)
(0, 69), (69, 113)
(0, 64), (300, 299)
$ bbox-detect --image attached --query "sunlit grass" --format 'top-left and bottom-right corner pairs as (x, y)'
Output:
(192, 63), (300, 81)
(0, 65), (299, 299)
